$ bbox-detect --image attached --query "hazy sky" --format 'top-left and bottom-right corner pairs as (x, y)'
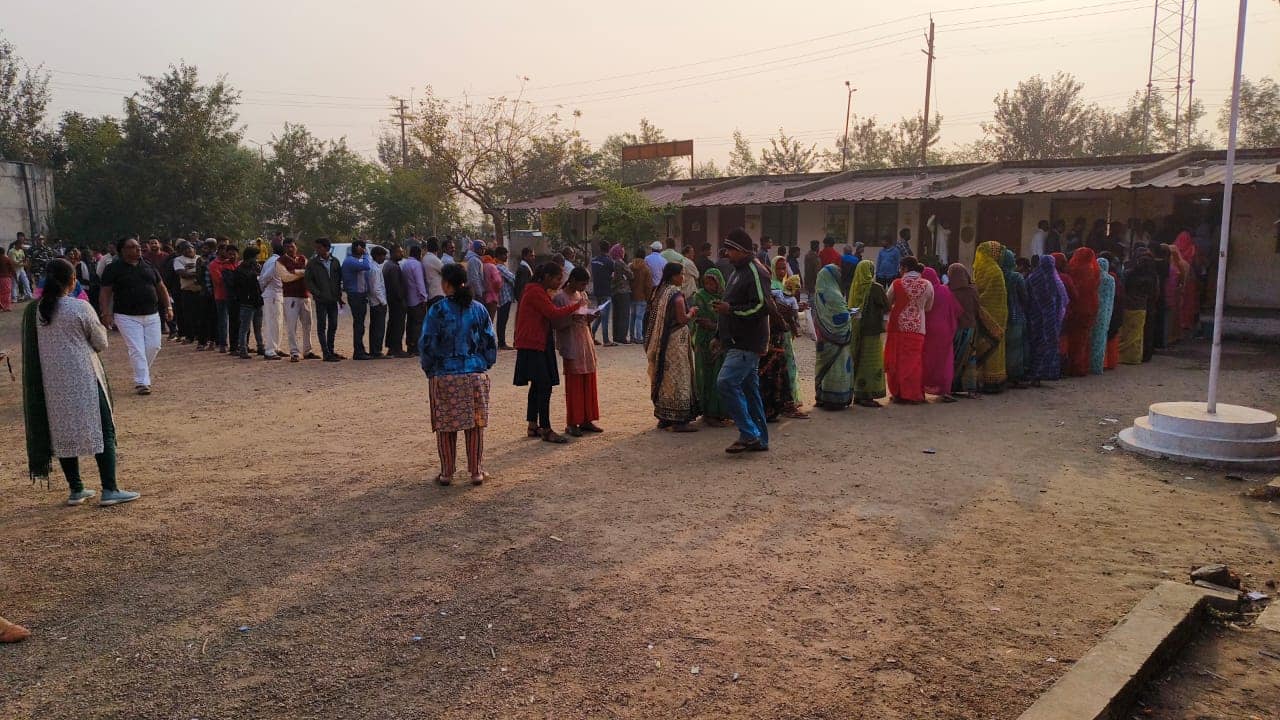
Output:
(9, 0), (1280, 166)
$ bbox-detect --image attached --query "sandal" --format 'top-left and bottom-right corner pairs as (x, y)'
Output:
(579, 422), (604, 433)
(435, 474), (453, 486)
(527, 426), (540, 438)
(725, 440), (750, 454)
(940, 395), (958, 403)
(470, 473), (489, 486)
(565, 426), (584, 438)
(857, 399), (882, 409)
(541, 430), (569, 444)
(672, 423), (699, 433)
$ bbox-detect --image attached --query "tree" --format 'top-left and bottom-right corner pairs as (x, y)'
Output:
(594, 118), (678, 185)
(821, 116), (894, 171)
(982, 73), (1096, 160)
(47, 112), (129, 243)
(691, 159), (722, 179)
(262, 123), (375, 241)
(593, 181), (659, 254)
(1223, 76), (1280, 149)
(365, 166), (459, 240)
(410, 86), (573, 242)
(759, 128), (819, 174)
(726, 129), (761, 176)
(885, 112), (944, 167)
(0, 33), (51, 162)
(115, 63), (261, 236)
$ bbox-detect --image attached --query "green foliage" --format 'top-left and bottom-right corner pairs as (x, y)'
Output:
(594, 181), (658, 252)
(982, 73), (1095, 160)
(47, 112), (129, 243)
(1223, 76), (1280, 149)
(261, 124), (374, 241)
(365, 166), (460, 241)
(727, 129), (761, 176)
(115, 63), (261, 236)
(0, 33), (51, 163)
(759, 128), (819, 174)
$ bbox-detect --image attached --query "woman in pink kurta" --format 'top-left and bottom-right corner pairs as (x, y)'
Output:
(921, 267), (961, 401)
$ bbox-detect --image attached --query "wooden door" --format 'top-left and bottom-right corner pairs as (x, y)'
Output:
(918, 200), (962, 263)
(977, 199), (1025, 256)
(718, 206), (746, 239)
(682, 207), (707, 247)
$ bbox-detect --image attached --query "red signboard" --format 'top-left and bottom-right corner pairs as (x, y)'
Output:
(620, 140), (694, 162)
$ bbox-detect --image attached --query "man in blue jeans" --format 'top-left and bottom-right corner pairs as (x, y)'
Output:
(713, 228), (771, 454)
(341, 240), (374, 360)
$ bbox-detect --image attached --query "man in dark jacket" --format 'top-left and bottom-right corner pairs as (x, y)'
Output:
(588, 240), (615, 345)
(714, 228), (771, 455)
(304, 238), (344, 361)
(382, 244), (410, 357)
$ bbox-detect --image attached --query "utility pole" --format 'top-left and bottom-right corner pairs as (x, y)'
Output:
(396, 98), (409, 166)
(842, 81), (856, 172)
(920, 17), (935, 168)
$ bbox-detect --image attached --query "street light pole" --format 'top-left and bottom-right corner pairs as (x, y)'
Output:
(1206, 0), (1247, 414)
(842, 81), (856, 172)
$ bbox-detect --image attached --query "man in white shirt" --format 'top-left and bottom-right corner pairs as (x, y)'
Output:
(1028, 220), (1049, 259)
(423, 236), (444, 299)
(367, 246), (389, 358)
(644, 241), (666, 288)
(257, 243), (285, 360)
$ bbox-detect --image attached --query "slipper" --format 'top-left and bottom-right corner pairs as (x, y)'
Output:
(470, 473), (489, 486)
(435, 474), (453, 486)
(725, 441), (750, 454)
(565, 426), (584, 438)
(671, 424), (699, 433)
(541, 430), (569, 444)
(940, 395), (958, 403)
(579, 423), (604, 433)
(527, 427), (541, 438)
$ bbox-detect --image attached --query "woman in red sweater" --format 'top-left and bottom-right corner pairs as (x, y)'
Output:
(514, 262), (582, 443)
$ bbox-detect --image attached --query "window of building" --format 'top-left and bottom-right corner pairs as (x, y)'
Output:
(854, 203), (898, 246)
(761, 205), (797, 247)
(825, 204), (849, 241)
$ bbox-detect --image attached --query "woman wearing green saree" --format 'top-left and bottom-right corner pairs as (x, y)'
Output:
(847, 260), (887, 408)
(812, 264), (853, 409)
(690, 268), (729, 425)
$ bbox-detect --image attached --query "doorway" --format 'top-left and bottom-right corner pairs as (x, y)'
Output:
(977, 199), (1025, 255)
(682, 207), (707, 247)
(919, 200), (962, 264)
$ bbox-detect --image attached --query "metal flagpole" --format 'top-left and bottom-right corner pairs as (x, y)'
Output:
(1206, 0), (1247, 414)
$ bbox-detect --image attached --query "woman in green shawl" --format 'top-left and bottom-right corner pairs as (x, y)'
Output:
(1001, 248), (1029, 388)
(847, 259), (887, 408)
(690, 268), (729, 425)
(812, 264), (853, 409)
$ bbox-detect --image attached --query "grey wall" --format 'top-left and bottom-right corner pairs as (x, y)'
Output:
(0, 161), (55, 245)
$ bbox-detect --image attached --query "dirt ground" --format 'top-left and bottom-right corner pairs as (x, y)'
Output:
(1, 305), (1278, 720)
(1137, 613), (1280, 719)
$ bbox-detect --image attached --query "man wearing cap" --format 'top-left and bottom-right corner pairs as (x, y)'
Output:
(644, 241), (666, 289)
(714, 228), (771, 454)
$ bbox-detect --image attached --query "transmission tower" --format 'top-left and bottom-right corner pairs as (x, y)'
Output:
(1143, 0), (1199, 151)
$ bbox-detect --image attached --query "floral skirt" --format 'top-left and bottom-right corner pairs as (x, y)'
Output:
(429, 373), (490, 433)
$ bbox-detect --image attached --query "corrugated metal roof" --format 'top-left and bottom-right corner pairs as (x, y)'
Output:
(929, 164), (1144, 199)
(505, 190), (597, 211)
(1137, 159), (1280, 188)
(794, 172), (952, 202)
(682, 178), (818, 207)
(637, 183), (708, 205)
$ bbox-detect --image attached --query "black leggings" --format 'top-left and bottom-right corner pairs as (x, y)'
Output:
(526, 382), (553, 429)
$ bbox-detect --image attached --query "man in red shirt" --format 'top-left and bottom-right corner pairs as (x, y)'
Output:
(208, 243), (240, 353)
(278, 237), (317, 362)
(818, 236), (841, 268)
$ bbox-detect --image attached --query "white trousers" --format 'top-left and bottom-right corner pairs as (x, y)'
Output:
(284, 297), (313, 356)
(115, 313), (161, 387)
(262, 295), (284, 356)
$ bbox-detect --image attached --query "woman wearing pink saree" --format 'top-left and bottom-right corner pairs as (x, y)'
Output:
(921, 267), (961, 402)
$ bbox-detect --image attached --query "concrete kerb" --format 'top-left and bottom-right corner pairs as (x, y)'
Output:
(1015, 581), (1238, 720)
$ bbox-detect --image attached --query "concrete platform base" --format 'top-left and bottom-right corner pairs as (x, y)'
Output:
(1016, 582), (1238, 720)
(1118, 401), (1280, 470)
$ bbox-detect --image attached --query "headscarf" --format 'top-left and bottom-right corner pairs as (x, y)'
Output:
(1174, 230), (1197, 267)
(1027, 254), (1066, 336)
(923, 266), (961, 335)
(1097, 257), (1117, 336)
(771, 256), (789, 291)
(838, 256), (859, 297)
(1001, 248), (1028, 326)
(847, 259), (876, 310)
(1052, 252), (1077, 311)
(690, 268), (724, 348)
(947, 263), (979, 329)
(608, 243), (625, 262)
(1067, 247), (1101, 321)
(813, 265), (852, 345)
(973, 241), (1008, 328)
